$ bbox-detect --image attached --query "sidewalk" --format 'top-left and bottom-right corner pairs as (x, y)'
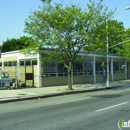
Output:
(0, 80), (130, 103)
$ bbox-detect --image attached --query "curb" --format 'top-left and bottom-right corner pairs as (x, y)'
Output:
(0, 87), (109, 103)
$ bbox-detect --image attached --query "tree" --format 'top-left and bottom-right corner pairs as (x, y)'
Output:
(1, 36), (36, 53)
(117, 28), (130, 58)
(24, 0), (115, 90)
(85, 20), (126, 54)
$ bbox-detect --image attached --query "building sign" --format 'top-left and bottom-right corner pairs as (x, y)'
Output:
(19, 53), (37, 59)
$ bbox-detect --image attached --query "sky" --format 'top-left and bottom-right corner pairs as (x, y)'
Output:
(0, 0), (130, 44)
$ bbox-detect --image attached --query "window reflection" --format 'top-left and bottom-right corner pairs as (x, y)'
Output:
(96, 61), (104, 74)
(113, 62), (125, 73)
(43, 59), (94, 77)
(43, 59), (57, 77)
(84, 60), (93, 75)
(73, 61), (83, 76)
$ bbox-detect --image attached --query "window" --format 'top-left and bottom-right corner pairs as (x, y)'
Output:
(25, 60), (31, 66)
(113, 62), (119, 73)
(96, 61), (111, 75)
(57, 63), (67, 76)
(73, 61), (83, 76)
(113, 62), (125, 73)
(120, 62), (125, 73)
(8, 61), (12, 66)
(43, 59), (57, 77)
(20, 61), (24, 66)
(13, 61), (17, 66)
(49, 60), (56, 73)
(32, 60), (37, 65)
(96, 61), (104, 74)
(84, 60), (93, 75)
(4, 62), (7, 66)
(0, 62), (2, 67)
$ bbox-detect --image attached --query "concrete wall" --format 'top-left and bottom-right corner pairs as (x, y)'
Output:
(73, 76), (94, 84)
(2, 56), (17, 61)
(42, 77), (68, 87)
(42, 75), (94, 87)
(113, 73), (126, 81)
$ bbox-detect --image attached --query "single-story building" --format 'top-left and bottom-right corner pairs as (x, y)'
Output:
(0, 49), (130, 87)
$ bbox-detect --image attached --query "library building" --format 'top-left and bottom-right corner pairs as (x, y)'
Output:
(0, 49), (130, 88)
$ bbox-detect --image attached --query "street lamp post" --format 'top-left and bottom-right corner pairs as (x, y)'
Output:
(106, 6), (130, 87)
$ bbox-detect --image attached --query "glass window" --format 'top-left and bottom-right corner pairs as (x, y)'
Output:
(13, 61), (17, 66)
(0, 62), (2, 67)
(25, 60), (31, 66)
(57, 63), (64, 73)
(73, 61), (83, 76)
(96, 61), (111, 75)
(8, 61), (12, 66)
(4, 62), (7, 66)
(49, 60), (56, 72)
(96, 61), (104, 74)
(43, 62), (49, 73)
(57, 63), (67, 76)
(113, 62), (125, 73)
(84, 60), (93, 75)
(120, 62), (125, 73)
(73, 62), (83, 72)
(43, 59), (57, 77)
(113, 62), (119, 73)
(20, 61), (24, 66)
(32, 60), (37, 65)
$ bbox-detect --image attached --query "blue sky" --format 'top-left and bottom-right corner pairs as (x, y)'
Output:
(0, 0), (130, 44)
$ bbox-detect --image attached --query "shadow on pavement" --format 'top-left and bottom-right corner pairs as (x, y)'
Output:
(91, 94), (122, 98)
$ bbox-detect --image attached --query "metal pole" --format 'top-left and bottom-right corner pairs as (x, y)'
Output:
(15, 63), (18, 89)
(71, 63), (73, 85)
(105, 6), (130, 87)
(106, 19), (110, 87)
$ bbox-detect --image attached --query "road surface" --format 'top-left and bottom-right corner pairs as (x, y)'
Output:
(0, 87), (130, 130)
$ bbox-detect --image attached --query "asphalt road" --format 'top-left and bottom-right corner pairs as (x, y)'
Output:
(0, 87), (130, 130)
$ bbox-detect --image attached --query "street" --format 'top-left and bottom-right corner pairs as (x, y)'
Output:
(0, 87), (130, 130)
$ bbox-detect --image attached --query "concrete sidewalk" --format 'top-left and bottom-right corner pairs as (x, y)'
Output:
(0, 80), (130, 103)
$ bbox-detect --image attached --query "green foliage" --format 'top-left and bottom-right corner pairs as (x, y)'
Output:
(1, 36), (35, 53)
(88, 20), (125, 54)
(24, 0), (115, 62)
(117, 28), (130, 58)
(24, 0), (116, 89)
(41, 0), (51, 4)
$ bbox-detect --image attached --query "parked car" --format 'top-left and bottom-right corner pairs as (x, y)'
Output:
(0, 70), (11, 89)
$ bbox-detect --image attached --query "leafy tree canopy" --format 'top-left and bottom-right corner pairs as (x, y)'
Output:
(86, 20), (126, 55)
(1, 36), (36, 53)
(23, 0), (116, 89)
(117, 28), (130, 58)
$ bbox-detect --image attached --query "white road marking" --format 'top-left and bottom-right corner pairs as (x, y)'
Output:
(95, 102), (128, 112)
(56, 97), (90, 104)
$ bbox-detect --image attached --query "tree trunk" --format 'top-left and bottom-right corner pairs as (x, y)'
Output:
(68, 61), (73, 90)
